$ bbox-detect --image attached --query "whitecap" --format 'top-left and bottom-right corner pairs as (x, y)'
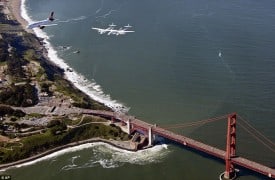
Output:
(1, 141), (170, 172)
(21, 0), (128, 113)
(60, 143), (170, 171)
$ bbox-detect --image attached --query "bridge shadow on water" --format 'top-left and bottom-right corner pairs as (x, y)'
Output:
(160, 137), (273, 180)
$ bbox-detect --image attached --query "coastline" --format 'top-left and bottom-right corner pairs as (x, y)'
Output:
(0, 138), (137, 171)
(7, 0), (31, 32)
(0, 0), (138, 170)
(15, 0), (128, 113)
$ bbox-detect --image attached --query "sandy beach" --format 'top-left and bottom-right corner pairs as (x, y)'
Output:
(0, 0), (138, 169)
(7, 0), (31, 32)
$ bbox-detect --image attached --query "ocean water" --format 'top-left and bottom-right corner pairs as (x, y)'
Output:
(3, 0), (275, 179)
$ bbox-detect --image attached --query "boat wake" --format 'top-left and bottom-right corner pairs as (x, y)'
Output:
(95, 0), (104, 15)
(218, 50), (235, 79)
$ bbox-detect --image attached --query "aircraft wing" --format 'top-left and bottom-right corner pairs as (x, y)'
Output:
(92, 27), (100, 30)
(43, 24), (58, 27)
(92, 27), (108, 31)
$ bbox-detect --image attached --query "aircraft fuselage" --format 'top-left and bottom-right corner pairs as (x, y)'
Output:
(27, 19), (51, 29)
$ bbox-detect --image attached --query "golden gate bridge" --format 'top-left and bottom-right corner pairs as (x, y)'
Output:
(83, 110), (275, 179)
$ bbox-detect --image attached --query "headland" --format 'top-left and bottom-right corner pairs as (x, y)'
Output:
(0, 0), (149, 170)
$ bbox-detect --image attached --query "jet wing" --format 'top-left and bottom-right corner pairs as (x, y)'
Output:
(42, 24), (58, 27)
(38, 24), (58, 29)
(92, 27), (100, 30)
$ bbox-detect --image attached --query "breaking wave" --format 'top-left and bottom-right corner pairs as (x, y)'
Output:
(11, 0), (171, 173)
(1, 142), (169, 171)
(59, 143), (170, 170)
(21, 0), (128, 113)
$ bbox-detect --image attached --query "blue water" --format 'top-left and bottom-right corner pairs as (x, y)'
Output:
(5, 0), (275, 179)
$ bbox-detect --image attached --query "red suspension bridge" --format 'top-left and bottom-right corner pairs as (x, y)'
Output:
(83, 110), (275, 179)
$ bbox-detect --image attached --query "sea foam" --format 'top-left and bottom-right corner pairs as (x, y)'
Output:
(61, 143), (170, 170)
(11, 0), (170, 172)
(1, 142), (169, 171)
(20, 0), (128, 113)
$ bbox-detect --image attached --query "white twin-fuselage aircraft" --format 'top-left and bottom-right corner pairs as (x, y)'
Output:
(92, 23), (134, 36)
(27, 12), (57, 29)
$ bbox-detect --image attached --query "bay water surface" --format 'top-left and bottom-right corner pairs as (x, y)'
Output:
(5, 0), (275, 179)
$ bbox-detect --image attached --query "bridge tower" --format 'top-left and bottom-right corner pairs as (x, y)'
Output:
(126, 119), (131, 134)
(148, 127), (153, 146)
(223, 113), (237, 179)
(148, 124), (157, 146)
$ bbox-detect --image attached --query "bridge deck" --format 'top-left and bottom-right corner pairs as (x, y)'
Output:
(83, 110), (275, 178)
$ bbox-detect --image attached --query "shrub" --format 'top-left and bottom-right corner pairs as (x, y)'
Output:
(0, 105), (25, 117)
(0, 83), (38, 107)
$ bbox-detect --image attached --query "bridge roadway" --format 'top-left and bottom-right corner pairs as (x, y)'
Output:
(83, 110), (275, 178)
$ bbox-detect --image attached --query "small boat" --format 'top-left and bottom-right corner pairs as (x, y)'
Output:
(73, 50), (80, 54)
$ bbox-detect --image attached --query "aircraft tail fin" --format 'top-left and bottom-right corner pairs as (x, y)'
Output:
(48, 11), (55, 21)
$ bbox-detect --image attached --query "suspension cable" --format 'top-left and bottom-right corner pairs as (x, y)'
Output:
(237, 114), (275, 147)
(238, 121), (275, 153)
(161, 114), (228, 129)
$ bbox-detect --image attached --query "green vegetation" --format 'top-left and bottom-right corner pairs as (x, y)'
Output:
(0, 39), (8, 62)
(0, 131), (61, 163)
(40, 82), (53, 96)
(0, 83), (38, 107)
(0, 105), (25, 117)
(0, 10), (110, 111)
(0, 6), (126, 165)
(0, 123), (129, 163)
(80, 115), (107, 125)
(21, 32), (42, 50)
(23, 49), (36, 61)
(6, 52), (27, 82)
(1, 33), (27, 58)
(63, 118), (81, 126)
(27, 113), (44, 118)
(63, 123), (129, 142)
(54, 76), (110, 110)
(0, 7), (19, 26)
